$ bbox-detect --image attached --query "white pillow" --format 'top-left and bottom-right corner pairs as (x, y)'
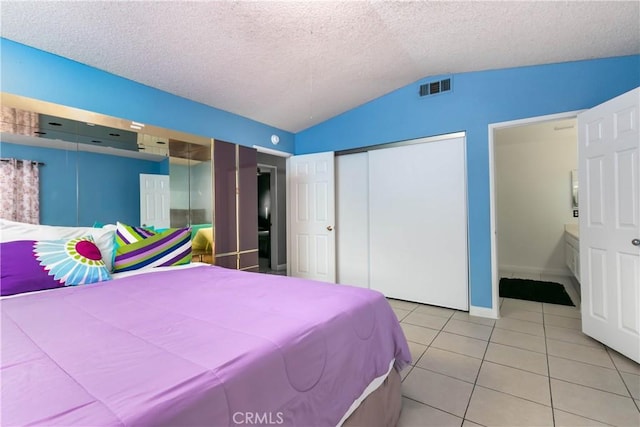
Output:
(0, 219), (116, 272)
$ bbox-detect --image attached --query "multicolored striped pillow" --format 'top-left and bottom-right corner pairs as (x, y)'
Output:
(113, 222), (192, 273)
(115, 222), (156, 247)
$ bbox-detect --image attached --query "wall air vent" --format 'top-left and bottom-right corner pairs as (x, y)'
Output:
(419, 78), (452, 97)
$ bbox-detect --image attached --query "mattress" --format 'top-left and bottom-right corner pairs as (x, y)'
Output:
(1, 265), (410, 426)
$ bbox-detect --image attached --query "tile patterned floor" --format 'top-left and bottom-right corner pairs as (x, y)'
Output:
(390, 289), (640, 426)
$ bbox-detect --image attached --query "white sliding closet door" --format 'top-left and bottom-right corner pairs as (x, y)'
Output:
(368, 136), (468, 310)
(336, 153), (369, 288)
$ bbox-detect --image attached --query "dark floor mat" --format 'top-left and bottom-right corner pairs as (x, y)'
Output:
(499, 278), (575, 306)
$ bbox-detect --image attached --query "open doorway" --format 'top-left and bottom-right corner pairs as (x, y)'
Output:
(257, 165), (275, 272)
(489, 111), (582, 317)
(256, 151), (287, 275)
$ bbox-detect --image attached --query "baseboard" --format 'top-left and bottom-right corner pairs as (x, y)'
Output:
(275, 263), (287, 271)
(469, 305), (499, 320)
(499, 264), (571, 277)
(569, 276), (581, 296)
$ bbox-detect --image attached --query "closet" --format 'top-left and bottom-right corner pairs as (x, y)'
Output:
(336, 133), (469, 310)
(213, 140), (259, 271)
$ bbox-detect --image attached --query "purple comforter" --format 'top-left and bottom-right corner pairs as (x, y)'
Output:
(1, 265), (410, 426)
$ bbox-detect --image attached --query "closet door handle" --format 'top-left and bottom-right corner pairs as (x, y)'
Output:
(326, 225), (333, 231)
(633, 238), (640, 246)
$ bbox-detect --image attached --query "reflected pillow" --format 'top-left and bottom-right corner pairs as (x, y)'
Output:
(0, 236), (111, 297)
(113, 222), (192, 273)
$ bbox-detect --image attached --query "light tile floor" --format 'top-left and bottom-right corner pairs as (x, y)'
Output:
(391, 293), (640, 426)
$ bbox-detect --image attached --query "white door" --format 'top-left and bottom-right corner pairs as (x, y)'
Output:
(336, 152), (369, 288)
(287, 152), (335, 282)
(368, 136), (469, 310)
(140, 174), (170, 229)
(579, 87), (640, 363)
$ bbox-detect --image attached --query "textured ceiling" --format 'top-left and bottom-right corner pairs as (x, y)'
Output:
(1, 1), (638, 133)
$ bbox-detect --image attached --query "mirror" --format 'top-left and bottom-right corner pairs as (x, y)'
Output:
(2, 104), (81, 225)
(169, 141), (212, 227)
(571, 169), (578, 209)
(169, 142), (214, 263)
(0, 93), (211, 233)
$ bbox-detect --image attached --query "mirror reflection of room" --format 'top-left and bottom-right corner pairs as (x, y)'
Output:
(0, 95), (216, 265)
(169, 140), (214, 264)
(1, 101), (170, 227)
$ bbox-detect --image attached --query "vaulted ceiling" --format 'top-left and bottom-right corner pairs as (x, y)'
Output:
(1, 1), (638, 133)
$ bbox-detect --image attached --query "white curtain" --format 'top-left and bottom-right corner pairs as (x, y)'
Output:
(0, 159), (40, 224)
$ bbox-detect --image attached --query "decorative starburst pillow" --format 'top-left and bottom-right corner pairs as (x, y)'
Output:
(0, 236), (111, 297)
(34, 236), (111, 285)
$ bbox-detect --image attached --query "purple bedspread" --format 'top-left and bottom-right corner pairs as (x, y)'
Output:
(1, 265), (410, 426)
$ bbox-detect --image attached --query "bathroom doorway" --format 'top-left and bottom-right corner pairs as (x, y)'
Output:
(489, 111), (581, 316)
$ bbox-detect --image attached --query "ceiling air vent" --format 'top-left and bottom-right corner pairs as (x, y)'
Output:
(419, 78), (451, 97)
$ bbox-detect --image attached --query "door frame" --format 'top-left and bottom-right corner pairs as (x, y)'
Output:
(257, 163), (279, 271)
(488, 110), (583, 318)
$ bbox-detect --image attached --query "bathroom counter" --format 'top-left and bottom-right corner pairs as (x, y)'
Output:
(565, 223), (579, 240)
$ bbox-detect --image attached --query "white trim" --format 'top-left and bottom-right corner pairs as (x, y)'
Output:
(499, 265), (571, 277)
(276, 263), (287, 272)
(336, 131), (467, 156)
(252, 145), (292, 158)
(469, 304), (499, 319)
(488, 110), (583, 319)
(286, 157), (292, 277)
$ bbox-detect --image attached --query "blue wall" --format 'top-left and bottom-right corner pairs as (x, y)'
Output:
(0, 142), (166, 226)
(0, 142), (77, 226)
(1, 38), (294, 153)
(3, 36), (638, 309)
(296, 55), (640, 309)
(77, 151), (166, 226)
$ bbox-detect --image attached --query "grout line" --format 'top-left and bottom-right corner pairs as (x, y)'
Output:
(480, 358), (548, 377)
(542, 311), (556, 427)
(409, 364), (476, 386)
(472, 384), (553, 408)
(399, 365), (414, 384)
(400, 296), (640, 425)
(546, 352), (618, 370)
(428, 343), (485, 361)
(540, 310), (582, 320)
(493, 324), (545, 338)
(551, 377), (636, 399)
(488, 339), (547, 355)
(547, 340), (605, 351)
(461, 314), (497, 423)
(604, 347), (638, 402)
(402, 320), (449, 330)
(405, 338), (437, 347)
(553, 408), (617, 427)
(400, 396), (466, 423)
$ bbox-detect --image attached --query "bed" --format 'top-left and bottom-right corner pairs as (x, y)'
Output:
(0, 220), (411, 426)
